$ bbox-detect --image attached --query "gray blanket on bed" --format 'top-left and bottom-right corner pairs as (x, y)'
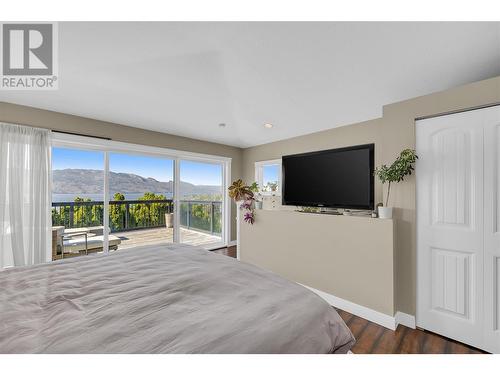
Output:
(0, 244), (354, 353)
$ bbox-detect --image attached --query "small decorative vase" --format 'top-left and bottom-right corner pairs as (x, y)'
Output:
(378, 206), (393, 219)
(255, 201), (263, 210)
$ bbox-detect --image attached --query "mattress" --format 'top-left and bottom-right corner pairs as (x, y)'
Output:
(0, 243), (355, 353)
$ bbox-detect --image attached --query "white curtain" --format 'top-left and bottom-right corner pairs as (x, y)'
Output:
(0, 123), (51, 268)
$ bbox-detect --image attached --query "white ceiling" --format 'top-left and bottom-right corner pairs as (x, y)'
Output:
(1, 22), (500, 148)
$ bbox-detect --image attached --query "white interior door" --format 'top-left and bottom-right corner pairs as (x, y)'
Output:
(417, 110), (484, 349)
(417, 105), (500, 353)
(482, 108), (500, 353)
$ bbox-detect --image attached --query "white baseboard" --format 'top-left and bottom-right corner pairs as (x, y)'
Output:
(228, 240), (237, 247)
(394, 311), (416, 329)
(300, 284), (415, 331)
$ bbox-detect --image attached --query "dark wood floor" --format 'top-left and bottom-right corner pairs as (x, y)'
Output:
(214, 245), (486, 354)
(336, 309), (485, 354)
(212, 245), (237, 258)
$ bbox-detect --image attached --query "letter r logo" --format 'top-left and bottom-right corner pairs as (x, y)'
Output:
(2, 24), (53, 75)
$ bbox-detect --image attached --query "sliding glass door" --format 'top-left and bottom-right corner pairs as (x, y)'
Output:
(51, 133), (230, 259)
(108, 153), (174, 249)
(51, 147), (106, 260)
(178, 160), (225, 249)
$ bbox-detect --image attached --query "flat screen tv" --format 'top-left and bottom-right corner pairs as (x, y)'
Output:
(282, 144), (374, 210)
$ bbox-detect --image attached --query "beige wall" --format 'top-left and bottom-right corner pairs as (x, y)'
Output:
(240, 210), (395, 315)
(0, 102), (243, 242)
(243, 118), (385, 204)
(242, 76), (500, 316)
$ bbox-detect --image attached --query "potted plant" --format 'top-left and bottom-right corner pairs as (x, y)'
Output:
(228, 179), (256, 224)
(228, 179), (253, 202)
(374, 149), (418, 219)
(165, 212), (174, 228)
(249, 182), (263, 209)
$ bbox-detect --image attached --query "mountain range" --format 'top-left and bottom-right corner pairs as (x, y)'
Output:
(52, 169), (222, 198)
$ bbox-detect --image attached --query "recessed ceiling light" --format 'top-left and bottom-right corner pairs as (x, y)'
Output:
(218, 123), (226, 128)
(264, 123), (273, 129)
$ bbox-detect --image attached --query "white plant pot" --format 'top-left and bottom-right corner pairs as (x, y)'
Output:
(165, 213), (174, 228)
(378, 206), (393, 219)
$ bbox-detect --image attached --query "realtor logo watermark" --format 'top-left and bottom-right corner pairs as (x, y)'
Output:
(0, 22), (58, 90)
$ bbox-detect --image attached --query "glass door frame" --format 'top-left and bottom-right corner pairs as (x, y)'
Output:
(52, 132), (232, 251)
(175, 157), (229, 249)
(50, 139), (110, 254)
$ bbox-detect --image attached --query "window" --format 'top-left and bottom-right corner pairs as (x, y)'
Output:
(51, 147), (107, 260)
(108, 153), (174, 249)
(179, 160), (224, 247)
(255, 159), (281, 195)
(51, 132), (231, 253)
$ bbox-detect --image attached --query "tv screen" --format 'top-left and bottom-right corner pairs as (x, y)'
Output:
(282, 144), (374, 210)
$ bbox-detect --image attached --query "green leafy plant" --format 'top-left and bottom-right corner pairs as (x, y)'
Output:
(228, 179), (256, 224)
(374, 149), (418, 207)
(228, 179), (254, 201)
(249, 182), (259, 193)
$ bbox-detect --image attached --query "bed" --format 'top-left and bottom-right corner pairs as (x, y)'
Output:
(0, 243), (355, 354)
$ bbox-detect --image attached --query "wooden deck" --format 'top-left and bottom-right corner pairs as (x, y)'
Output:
(114, 227), (222, 249)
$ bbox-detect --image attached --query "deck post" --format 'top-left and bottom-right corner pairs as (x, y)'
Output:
(69, 202), (74, 228)
(210, 202), (214, 234)
(125, 202), (130, 230)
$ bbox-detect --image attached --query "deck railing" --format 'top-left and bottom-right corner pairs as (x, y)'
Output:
(52, 199), (222, 235)
(179, 200), (222, 235)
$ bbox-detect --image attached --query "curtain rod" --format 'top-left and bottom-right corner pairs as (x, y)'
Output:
(415, 102), (500, 121)
(53, 130), (111, 141)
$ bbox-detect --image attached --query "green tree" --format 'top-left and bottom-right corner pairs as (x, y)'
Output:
(52, 205), (67, 226)
(130, 192), (168, 228)
(110, 192), (125, 231)
(73, 196), (102, 227)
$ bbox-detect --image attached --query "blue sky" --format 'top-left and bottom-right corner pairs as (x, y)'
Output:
(263, 164), (280, 185)
(180, 160), (222, 186)
(52, 148), (222, 186)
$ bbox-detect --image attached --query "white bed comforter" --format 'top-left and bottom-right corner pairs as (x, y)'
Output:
(0, 244), (354, 353)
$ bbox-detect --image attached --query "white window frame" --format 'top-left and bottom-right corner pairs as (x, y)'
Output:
(254, 159), (282, 196)
(51, 132), (232, 250)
